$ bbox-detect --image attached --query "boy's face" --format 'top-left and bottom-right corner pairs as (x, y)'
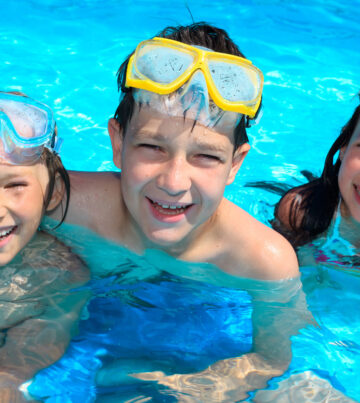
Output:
(109, 106), (249, 252)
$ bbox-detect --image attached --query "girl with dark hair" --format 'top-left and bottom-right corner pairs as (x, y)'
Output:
(0, 91), (89, 399)
(274, 100), (360, 265)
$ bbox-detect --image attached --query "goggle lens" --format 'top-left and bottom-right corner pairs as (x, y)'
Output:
(135, 43), (195, 84)
(207, 60), (258, 103)
(0, 93), (57, 165)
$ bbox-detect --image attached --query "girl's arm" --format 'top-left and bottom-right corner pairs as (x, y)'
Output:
(0, 288), (90, 399)
(0, 232), (90, 401)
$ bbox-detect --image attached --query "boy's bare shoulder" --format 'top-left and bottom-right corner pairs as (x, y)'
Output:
(50, 171), (123, 231)
(69, 170), (121, 200)
(216, 199), (299, 280)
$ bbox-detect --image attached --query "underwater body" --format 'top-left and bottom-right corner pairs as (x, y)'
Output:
(1, 0), (360, 401)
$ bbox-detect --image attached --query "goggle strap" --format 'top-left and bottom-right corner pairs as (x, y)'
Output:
(52, 137), (63, 155)
(246, 101), (263, 128)
(121, 59), (132, 93)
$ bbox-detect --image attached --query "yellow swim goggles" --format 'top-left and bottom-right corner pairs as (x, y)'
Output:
(125, 37), (264, 118)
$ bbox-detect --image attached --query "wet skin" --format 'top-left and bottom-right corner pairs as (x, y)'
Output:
(0, 162), (50, 266)
(338, 118), (360, 223)
(109, 106), (248, 255)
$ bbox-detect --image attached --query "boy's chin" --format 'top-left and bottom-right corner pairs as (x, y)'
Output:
(144, 228), (191, 251)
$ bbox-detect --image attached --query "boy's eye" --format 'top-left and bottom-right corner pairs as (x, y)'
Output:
(197, 154), (222, 162)
(138, 144), (162, 151)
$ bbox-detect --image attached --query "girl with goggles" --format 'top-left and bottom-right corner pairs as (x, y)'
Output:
(0, 92), (89, 398)
(0, 90), (71, 262)
(0, 92), (61, 165)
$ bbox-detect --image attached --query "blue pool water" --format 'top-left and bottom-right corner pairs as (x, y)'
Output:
(1, 0), (360, 401)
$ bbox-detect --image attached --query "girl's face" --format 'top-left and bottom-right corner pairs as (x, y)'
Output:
(0, 161), (50, 265)
(338, 117), (360, 222)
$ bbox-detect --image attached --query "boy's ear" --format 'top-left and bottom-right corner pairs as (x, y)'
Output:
(227, 143), (251, 185)
(46, 173), (65, 212)
(108, 118), (124, 169)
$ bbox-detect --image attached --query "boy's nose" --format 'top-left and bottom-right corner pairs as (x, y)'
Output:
(157, 157), (191, 196)
(180, 70), (210, 116)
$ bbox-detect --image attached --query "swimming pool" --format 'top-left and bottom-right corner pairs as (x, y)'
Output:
(2, 0), (360, 401)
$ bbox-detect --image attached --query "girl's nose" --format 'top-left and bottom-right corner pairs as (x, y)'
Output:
(0, 203), (7, 220)
(0, 192), (11, 220)
(157, 156), (191, 196)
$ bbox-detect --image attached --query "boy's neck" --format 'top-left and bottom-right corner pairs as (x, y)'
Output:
(122, 205), (218, 259)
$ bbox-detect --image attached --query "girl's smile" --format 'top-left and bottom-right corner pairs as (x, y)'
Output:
(0, 163), (50, 266)
(338, 119), (360, 222)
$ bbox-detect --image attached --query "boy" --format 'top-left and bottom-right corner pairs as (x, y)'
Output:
(46, 23), (311, 400)
(52, 23), (299, 281)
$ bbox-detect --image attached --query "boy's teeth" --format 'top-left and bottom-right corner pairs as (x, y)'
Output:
(156, 202), (186, 209)
(151, 200), (189, 215)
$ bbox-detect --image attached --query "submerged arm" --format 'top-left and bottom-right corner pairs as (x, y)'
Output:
(131, 278), (312, 401)
(0, 289), (89, 401)
(0, 232), (90, 402)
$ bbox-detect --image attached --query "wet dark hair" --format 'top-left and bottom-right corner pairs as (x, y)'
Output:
(273, 102), (360, 247)
(40, 138), (70, 226)
(1, 91), (70, 225)
(114, 22), (256, 149)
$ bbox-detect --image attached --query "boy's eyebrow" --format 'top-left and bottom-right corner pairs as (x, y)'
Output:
(132, 130), (229, 153)
(192, 139), (228, 153)
(132, 131), (167, 142)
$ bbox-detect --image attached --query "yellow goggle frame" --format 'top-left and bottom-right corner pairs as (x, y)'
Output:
(125, 37), (264, 118)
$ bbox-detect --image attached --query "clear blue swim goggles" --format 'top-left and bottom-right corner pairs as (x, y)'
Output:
(0, 93), (61, 165)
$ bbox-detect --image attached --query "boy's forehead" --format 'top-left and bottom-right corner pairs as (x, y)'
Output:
(129, 103), (237, 139)
(133, 88), (240, 134)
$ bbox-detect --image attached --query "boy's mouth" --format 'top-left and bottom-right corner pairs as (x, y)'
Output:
(147, 198), (193, 216)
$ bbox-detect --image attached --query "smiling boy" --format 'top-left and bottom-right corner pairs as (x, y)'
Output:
(53, 24), (298, 281)
(45, 23), (307, 399)
(50, 24), (298, 280)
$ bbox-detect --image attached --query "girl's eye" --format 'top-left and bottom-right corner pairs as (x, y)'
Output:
(5, 182), (27, 190)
